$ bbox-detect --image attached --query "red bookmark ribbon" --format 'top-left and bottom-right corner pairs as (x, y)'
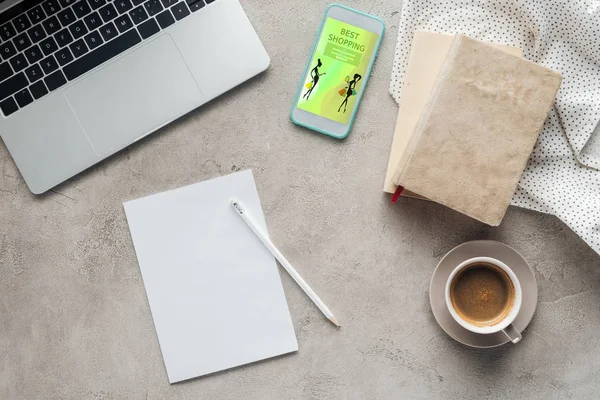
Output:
(391, 186), (404, 203)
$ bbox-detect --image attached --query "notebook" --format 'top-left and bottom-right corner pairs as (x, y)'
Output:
(123, 170), (298, 383)
(392, 35), (562, 225)
(383, 31), (523, 196)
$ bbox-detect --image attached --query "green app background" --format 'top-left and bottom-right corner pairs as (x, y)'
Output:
(297, 17), (378, 124)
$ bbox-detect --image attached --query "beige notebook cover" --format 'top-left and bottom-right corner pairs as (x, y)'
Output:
(383, 32), (523, 196)
(392, 35), (562, 226)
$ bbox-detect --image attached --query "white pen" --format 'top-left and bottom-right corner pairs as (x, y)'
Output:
(230, 198), (340, 328)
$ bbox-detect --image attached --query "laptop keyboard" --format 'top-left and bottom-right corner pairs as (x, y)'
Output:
(0, 0), (217, 116)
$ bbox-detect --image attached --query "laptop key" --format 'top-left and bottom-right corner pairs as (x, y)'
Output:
(115, 0), (133, 14)
(42, 0), (62, 16)
(40, 36), (58, 55)
(55, 28), (74, 47)
(13, 15), (32, 33)
(9, 54), (28, 73)
(129, 6), (148, 24)
(170, 2), (189, 20)
(186, 0), (204, 12)
(55, 47), (74, 66)
(28, 6), (47, 24)
(99, 22), (118, 41)
(0, 62), (13, 82)
(27, 24), (47, 43)
(15, 88), (33, 107)
(0, 97), (18, 116)
(58, 0), (76, 7)
(0, 41), (17, 60)
(25, 64), (43, 82)
(57, 7), (77, 26)
(155, 9), (174, 29)
(0, 23), (16, 41)
(99, 3), (118, 22)
(88, 0), (107, 10)
(14, 32), (32, 52)
(84, 11), (103, 30)
(64, 28), (141, 80)
(42, 16), (61, 35)
(29, 80), (49, 99)
(132, 0), (145, 5)
(24, 45), (44, 64)
(83, 30), (103, 50)
(70, 38), (88, 57)
(143, 0), (163, 16)
(44, 70), (67, 91)
(40, 55), (59, 74)
(69, 20), (88, 39)
(137, 18), (158, 39)
(160, 0), (177, 8)
(73, 1), (92, 18)
(0, 72), (28, 100)
(114, 14), (133, 32)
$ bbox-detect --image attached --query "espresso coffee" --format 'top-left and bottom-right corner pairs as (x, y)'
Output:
(449, 262), (515, 326)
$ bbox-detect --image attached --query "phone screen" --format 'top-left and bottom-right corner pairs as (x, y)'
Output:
(296, 17), (380, 124)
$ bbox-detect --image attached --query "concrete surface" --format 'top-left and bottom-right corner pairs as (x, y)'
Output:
(2, 0), (600, 399)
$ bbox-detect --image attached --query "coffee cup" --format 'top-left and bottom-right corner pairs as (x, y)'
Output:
(445, 256), (522, 343)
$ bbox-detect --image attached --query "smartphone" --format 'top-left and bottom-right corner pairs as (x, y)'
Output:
(290, 4), (384, 139)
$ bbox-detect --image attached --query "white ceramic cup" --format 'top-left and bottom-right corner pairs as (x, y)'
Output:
(445, 257), (523, 344)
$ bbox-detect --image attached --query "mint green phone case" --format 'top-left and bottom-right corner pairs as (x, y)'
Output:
(289, 4), (385, 139)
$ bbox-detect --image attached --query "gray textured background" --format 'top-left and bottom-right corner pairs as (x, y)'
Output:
(2, 0), (600, 399)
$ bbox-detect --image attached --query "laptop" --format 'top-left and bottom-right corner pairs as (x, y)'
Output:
(0, 0), (269, 194)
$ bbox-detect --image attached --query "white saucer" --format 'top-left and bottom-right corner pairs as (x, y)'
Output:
(429, 240), (538, 348)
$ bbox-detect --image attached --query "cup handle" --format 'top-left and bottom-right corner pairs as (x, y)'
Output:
(502, 324), (522, 344)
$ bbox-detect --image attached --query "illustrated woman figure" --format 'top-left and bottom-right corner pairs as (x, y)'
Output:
(303, 59), (326, 100)
(338, 73), (362, 113)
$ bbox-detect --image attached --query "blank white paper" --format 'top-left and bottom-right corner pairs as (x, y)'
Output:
(123, 170), (297, 383)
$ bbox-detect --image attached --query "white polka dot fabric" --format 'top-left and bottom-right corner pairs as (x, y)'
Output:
(389, 0), (600, 255)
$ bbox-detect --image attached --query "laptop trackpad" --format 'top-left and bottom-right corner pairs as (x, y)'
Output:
(65, 34), (203, 156)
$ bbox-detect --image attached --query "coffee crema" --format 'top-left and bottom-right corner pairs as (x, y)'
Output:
(449, 262), (515, 327)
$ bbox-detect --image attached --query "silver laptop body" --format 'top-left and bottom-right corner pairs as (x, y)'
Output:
(0, 0), (268, 193)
